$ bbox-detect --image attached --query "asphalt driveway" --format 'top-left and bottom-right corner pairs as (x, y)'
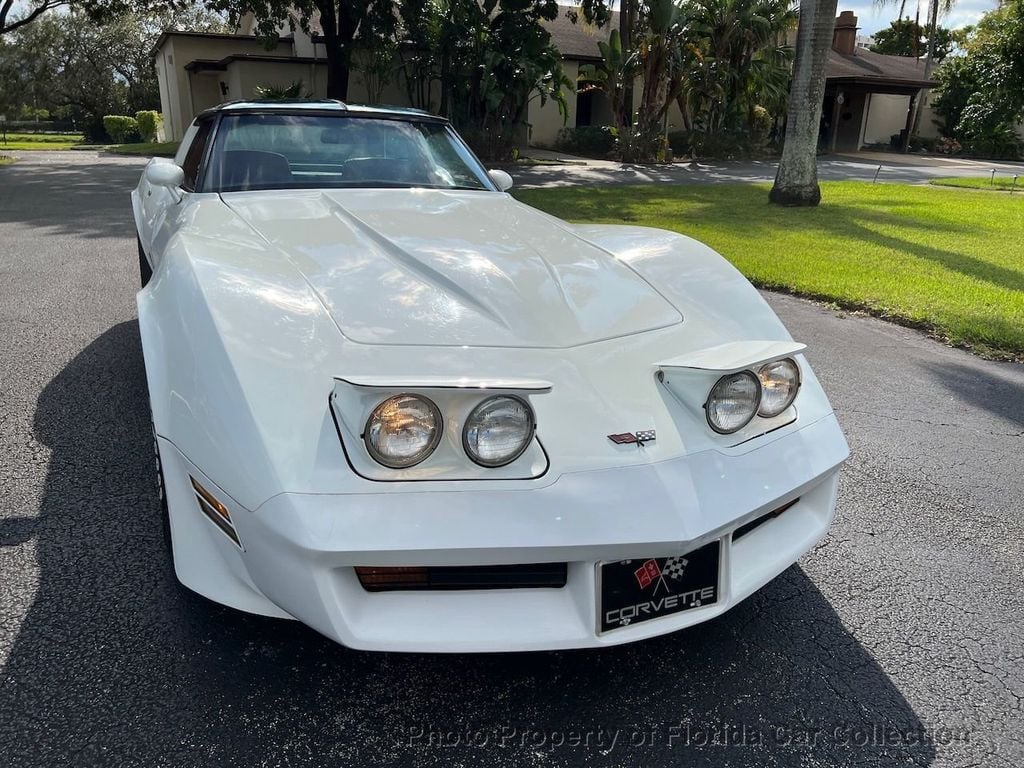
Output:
(1, 153), (1022, 767)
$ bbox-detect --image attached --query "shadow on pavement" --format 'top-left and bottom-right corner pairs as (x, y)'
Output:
(0, 159), (143, 240)
(0, 321), (938, 767)
(924, 359), (1024, 429)
(509, 156), (980, 189)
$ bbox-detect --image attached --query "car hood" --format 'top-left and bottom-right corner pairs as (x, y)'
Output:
(222, 189), (682, 348)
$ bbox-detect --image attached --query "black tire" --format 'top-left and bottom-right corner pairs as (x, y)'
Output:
(152, 421), (172, 553)
(138, 236), (153, 287)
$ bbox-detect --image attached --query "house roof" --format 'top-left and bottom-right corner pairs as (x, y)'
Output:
(825, 48), (936, 89)
(151, 30), (289, 57)
(185, 53), (322, 72)
(542, 11), (620, 61)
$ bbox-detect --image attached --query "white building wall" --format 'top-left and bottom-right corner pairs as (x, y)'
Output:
(861, 93), (911, 146)
(526, 60), (579, 147)
(155, 34), (297, 140)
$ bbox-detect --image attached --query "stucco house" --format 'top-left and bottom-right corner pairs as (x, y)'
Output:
(153, 9), (937, 151)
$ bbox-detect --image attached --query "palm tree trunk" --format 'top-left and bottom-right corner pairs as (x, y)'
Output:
(769, 0), (840, 206)
(904, 0), (939, 151)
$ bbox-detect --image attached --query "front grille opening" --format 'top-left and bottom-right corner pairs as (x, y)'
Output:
(355, 563), (568, 592)
(732, 498), (799, 542)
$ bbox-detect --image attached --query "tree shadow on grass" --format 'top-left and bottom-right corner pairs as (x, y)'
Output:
(522, 185), (1024, 297)
(0, 320), (938, 767)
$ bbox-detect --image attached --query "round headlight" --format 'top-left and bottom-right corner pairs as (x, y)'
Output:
(462, 395), (535, 467)
(757, 358), (800, 417)
(364, 394), (442, 468)
(706, 371), (761, 434)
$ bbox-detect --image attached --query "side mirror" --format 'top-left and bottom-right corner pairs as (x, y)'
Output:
(488, 169), (513, 192)
(145, 162), (185, 189)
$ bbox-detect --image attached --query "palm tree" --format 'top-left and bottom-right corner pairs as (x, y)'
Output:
(579, 29), (640, 131)
(768, 0), (839, 206)
(902, 0), (955, 149)
(677, 0), (797, 133)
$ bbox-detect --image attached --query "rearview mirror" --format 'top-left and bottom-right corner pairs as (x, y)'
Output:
(488, 169), (513, 192)
(146, 162), (185, 189)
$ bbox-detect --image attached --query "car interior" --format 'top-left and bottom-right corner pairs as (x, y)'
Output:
(205, 115), (486, 192)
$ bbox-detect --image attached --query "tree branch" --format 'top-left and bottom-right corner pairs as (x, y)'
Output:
(1, 0), (70, 36)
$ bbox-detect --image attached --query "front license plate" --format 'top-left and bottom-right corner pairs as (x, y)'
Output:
(598, 541), (721, 633)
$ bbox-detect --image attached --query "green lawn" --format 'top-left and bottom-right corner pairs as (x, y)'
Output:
(930, 176), (1022, 192)
(0, 132), (84, 150)
(104, 141), (179, 157)
(514, 182), (1024, 359)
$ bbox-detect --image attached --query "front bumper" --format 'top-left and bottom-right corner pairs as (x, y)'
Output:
(162, 413), (847, 652)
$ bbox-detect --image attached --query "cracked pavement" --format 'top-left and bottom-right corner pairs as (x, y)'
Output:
(1, 153), (1022, 767)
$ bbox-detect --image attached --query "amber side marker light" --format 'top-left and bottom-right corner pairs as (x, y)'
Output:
(190, 476), (242, 548)
(355, 566), (429, 590)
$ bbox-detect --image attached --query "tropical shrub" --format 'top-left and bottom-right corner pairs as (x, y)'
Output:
(932, 0), (1024, 159)
(102, 115), (139, 143)
(749, 105), (773, 145)
(669, 128), (771, 159)
(254, 81), (308, 99)
(555, 126), (618, 157)
(459, 125), (522, 162)
(395, 0), (573, 162)
(958, 111), (1022, 160)
(617, 126), (669, 163)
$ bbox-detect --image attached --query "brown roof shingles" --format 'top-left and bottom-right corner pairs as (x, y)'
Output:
(825, 48), (936, 87)
(542, 10), (619, 61)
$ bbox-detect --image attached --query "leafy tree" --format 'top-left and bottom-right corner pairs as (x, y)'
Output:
(679, 0), (797, 135)
(0, 6), (228, 137)
(870, 18), (954, 62)
(579, 28), (640, 131)
(203, 0), (398, 101)
(579, 0), (796, 162)
(392, 0), (580, 159)
(633, 0), (688, 141)
(932, 0), (1024, 159)
(0, 0), (69, 36)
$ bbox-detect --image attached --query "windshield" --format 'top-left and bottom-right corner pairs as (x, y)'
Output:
(204, 114), (492, 193)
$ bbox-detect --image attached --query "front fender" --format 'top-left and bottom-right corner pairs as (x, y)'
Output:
(570, 223), (791, 342)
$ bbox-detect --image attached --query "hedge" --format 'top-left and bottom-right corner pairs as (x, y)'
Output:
(135, 111), (162, 143)
(102, 115), (140, 144)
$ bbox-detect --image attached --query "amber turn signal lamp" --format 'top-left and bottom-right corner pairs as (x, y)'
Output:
(355, 566), (428, 590)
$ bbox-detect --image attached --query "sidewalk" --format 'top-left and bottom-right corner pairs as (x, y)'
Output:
(835, 150), (1024, 174)
(510, 147), (1024, 188)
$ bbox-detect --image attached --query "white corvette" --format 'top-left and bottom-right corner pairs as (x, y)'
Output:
(132, 100), (848, 652)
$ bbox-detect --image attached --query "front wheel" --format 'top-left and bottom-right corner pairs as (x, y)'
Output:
(138, 236), (152, 287)
(152, 421), (171, 553)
